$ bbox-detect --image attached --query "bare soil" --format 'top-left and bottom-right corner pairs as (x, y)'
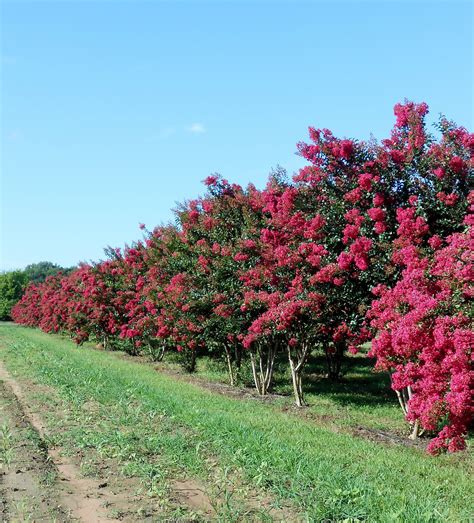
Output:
(0, 357), (297, 521)
(0, 361), (128, 522)
(0, 361), (217, 522)
(0, 380), (69, 522)
(352, 426), (429, 450)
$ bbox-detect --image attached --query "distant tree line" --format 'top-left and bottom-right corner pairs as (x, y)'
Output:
(0, 262), (75, 320)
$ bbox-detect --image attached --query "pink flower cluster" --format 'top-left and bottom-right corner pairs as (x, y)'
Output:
(369, 229), (473, 454)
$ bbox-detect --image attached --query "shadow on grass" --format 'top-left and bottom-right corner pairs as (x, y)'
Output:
(270, 353), (395, 408)
(126, 344), (396, 410)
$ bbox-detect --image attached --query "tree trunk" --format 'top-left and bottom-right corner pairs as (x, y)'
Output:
(156, 345), (166, 361)
(148, 341), (166, 362)
(394, 383), (423, 439)
(408, 419), (421, 440)
(250, 342), (276, 395)
(224, 345), (235, 386)
(395, 388), (409, 416)
(287, 342), (309, 407)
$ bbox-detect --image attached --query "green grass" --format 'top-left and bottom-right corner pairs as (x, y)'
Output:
(169, 348), (408, 434)
(0, 324), (472, 522)
(0, 422), (14, 468)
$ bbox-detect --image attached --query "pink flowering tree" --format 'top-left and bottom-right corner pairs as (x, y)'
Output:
(240, 175), (331, 404)
(141, 224), (204, 372)
(369, 223), (473, 451)
(295, 101), (472, 382)
(158, 175), (268, 382)
(182, 177), (266, 384)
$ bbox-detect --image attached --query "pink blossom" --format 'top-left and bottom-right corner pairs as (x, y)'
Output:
(358, 173), (373, 191)
(337, 252), (353, 270)
(204, 175), (219, 186)
(367, 207), (386, 222)
(449, 156), (464, 174)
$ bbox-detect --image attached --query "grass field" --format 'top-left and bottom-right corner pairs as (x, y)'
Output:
(0, 323), (472, 522)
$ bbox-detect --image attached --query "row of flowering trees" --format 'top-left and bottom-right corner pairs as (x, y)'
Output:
(13, 102), (473, 454)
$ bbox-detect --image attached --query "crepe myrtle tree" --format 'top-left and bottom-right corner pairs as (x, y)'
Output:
(151, 256), (203, 372)
(363, 105), (472, 444)
(237, 175), (300, 396)
(85, 255), (134, 351)
(153, 203), (237, 374)
(108, 240), (165, 358)
(239, 177), (330, 404)
(294, 101), (472, 380)
(139, 223), (208, 370)
(369, 220), (473, 452)
(165, 175), (270, 381)
(133, 225), (178, 362)
(365, 106), (473, 445)
(187, 177), (267, 385)
(11, 278), (51, 327)
(181, 177), (243, 382)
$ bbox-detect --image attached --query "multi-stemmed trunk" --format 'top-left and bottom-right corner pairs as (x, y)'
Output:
(146, 340), (167, 362)
(394, 384), (424, 439)
(287, 341), (309, 407)
(250, 341), (277, 395)
(154, 345), (167, 362)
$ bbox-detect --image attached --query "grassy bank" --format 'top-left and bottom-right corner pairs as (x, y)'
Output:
(162, 347), (407, 434)
(0, 324), (472, 521)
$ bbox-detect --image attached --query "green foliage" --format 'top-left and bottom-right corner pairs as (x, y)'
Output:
(0, 271), (28, 320)
(23, 261), (74, 284)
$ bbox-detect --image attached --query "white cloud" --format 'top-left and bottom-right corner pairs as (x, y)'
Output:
(8, 130), (22, 141)
(186, 123), (206, 134)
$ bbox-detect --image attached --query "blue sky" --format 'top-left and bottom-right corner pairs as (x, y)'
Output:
(1, 1), (472, 270)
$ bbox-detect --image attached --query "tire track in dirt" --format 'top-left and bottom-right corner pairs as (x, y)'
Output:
(0, 360), (121, 523)
(0, 381), (68, 522)
(0, 339), (298, 522)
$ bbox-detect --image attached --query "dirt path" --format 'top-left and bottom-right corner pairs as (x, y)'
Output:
(0, 357), (226, 522)
(0, 333), (301, 521)
(0, 360), (124, 522)
(0, 380), (68, 521)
